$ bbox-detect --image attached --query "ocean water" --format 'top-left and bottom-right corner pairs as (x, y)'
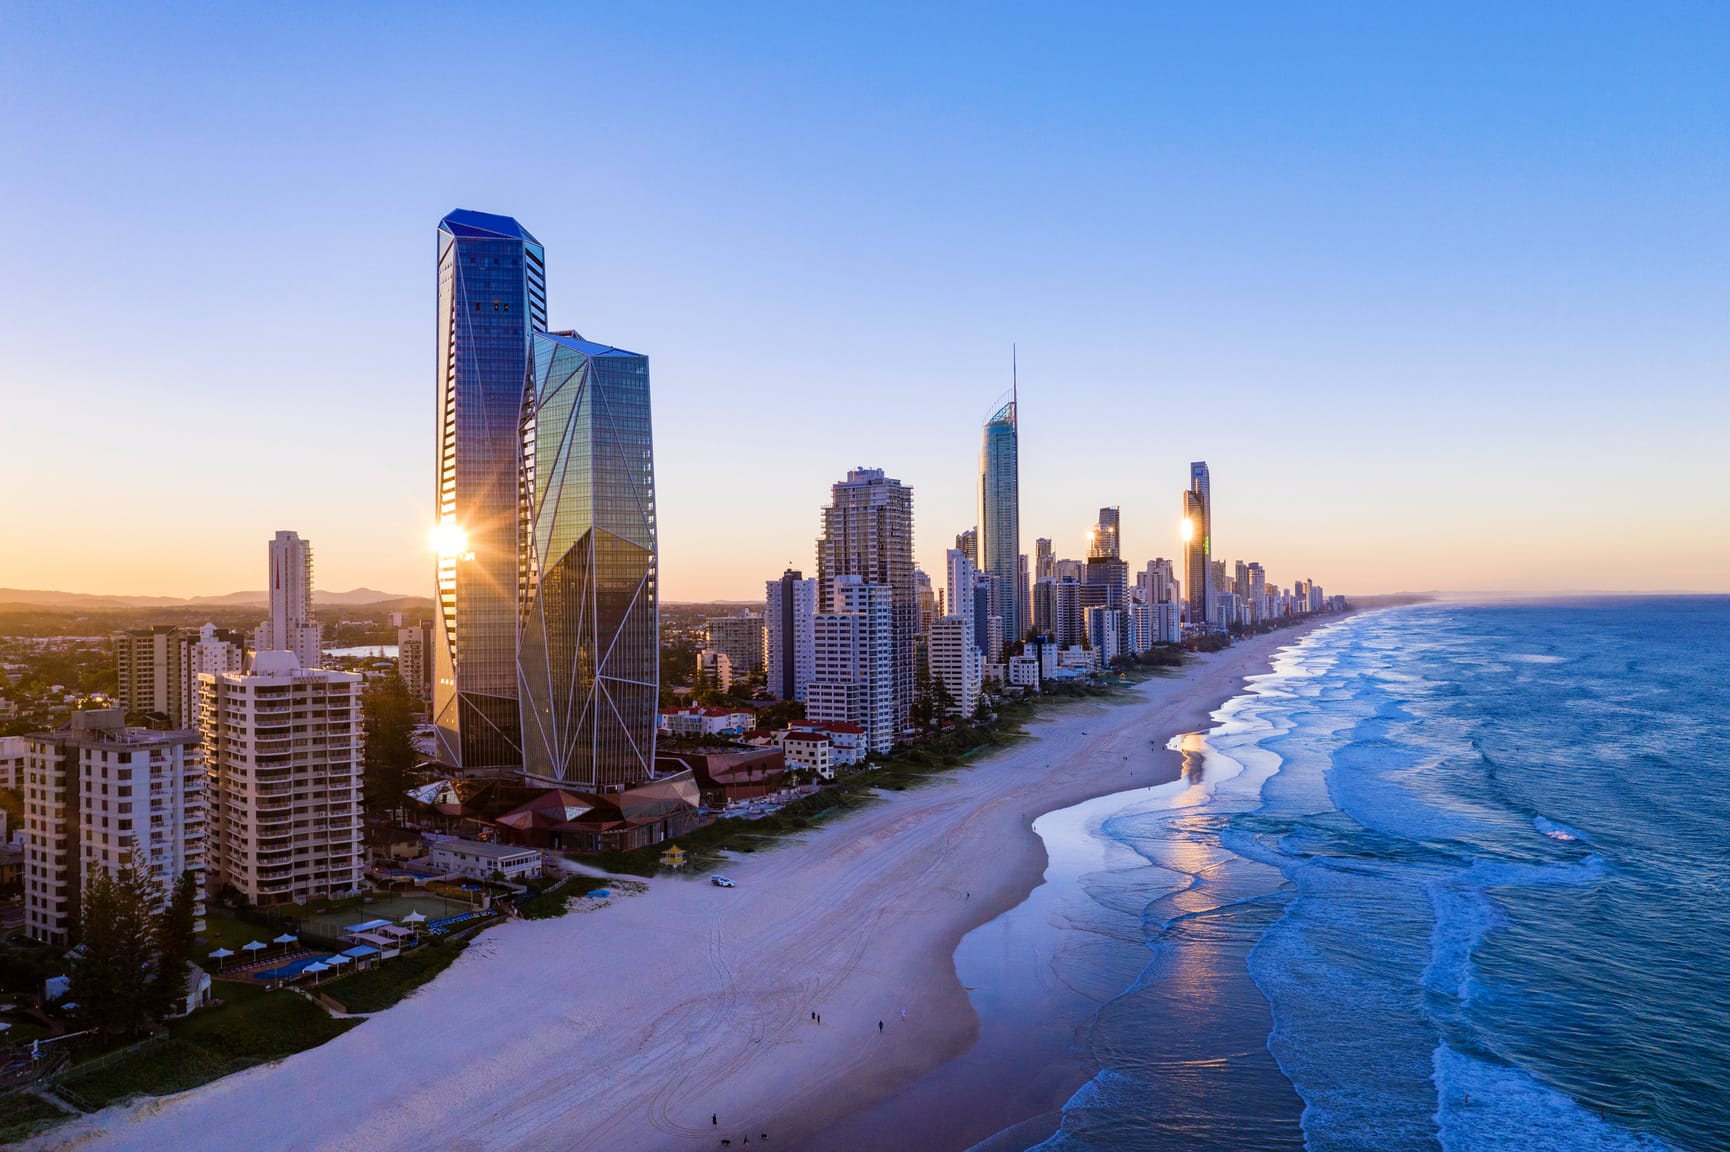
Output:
(1027, 599), (1730, 1152)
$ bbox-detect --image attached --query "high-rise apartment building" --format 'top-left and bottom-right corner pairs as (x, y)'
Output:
(183, 625), (246, 722)
(945, 548), (978, 640)
(22, 710), (205, 947)
(1015, 554), (1030, 647)
(979, 392), (1020, 643)
(1085, 555), (1129, 612)
(1035, 537), (1055, 581)
(1137, 558), (1180, 613)
(517, 331), (660, 791)
(1184, 461), (1212, 625)
(1031, 577), (1055, 633)
(954, 528), (978, 568)
(397, 619), (434, 704)
(1090, 507), (1121, 560)
(253, 531), (323, 672)
(705, 614), (765, 676)
(913, 569), (937, 635)
(928, 616), (981, 718)
(433, 210), (547, 772)
(114, 625), (192, 727)
(766, 569), (817, 703)
(808, 576), (896, 753)
(115, 624), (245, 730)
(1054, 577), (1084, 648)
(817, 468), (915, 732)
(203, 652), (363, 906)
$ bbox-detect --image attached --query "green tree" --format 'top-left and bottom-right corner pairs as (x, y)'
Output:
(363, 674), (420, 818)
(151, 870), (199, 1017)
(70, 845), (167, 1039)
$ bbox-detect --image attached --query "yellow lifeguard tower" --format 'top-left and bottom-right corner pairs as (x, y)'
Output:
(659, 844), (688, 871)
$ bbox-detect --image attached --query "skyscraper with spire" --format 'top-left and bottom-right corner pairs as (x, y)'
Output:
(978, 366), (1020, 644)
(432, 210), (547, 771)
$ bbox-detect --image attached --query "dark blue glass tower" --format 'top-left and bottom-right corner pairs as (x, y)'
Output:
(433, 210), (547, 770)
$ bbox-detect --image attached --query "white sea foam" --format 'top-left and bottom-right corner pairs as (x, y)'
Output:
(1534, 815), (1584, 842)
(1433, 1045), (1674, 1151)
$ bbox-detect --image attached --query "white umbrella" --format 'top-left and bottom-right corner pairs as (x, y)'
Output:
(241, 941), (267, 960)
(302, 961), (329, 983)
(401, 911), (427, 924)
(209, 947), (234, 969)
(273, 933), (298, 948)
(325, 953), (352, 967)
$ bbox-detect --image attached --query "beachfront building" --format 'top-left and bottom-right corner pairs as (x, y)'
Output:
(21, 709), (205, 947)
(979, 390), (1021, 643)
(1054, 578), (1084, 648)
(784, 720), (868, 766)
(927, 615), (982, 718)
(1184, 461), (1212, 626)
(202, 652), (364, 906)
(517, 331), (660, 792)
(427, 838), (542, 882)
(252, 531), (323, 672)
(816, 468), (916, 730)
(432, 210), (546, 772)
(807, 575), (897, 753)
(1086, 607), (1126, 665)
(766, 568), (817, 703)
(781, 733), (836, 780)
(658, 705), (754, 738)
(705, 613), (765, 677)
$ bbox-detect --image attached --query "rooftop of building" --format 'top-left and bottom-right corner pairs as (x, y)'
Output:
(540, 329), (644, 359)
(439, 208), (539, 243)
(429, 838), (539, 861)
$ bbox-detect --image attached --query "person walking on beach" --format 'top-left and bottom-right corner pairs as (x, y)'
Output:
(900, 1008), (906, 1021)
(878, 1020), (884, 1032)
(712, 1114), (718, 1127)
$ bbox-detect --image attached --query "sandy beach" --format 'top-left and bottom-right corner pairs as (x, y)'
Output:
(30, 624), (1328, 1152)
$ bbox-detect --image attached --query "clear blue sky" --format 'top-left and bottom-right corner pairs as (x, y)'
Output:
(2, 2), (1726, 599)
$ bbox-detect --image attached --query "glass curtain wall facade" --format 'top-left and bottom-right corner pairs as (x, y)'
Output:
(978, 393), (1020, 644)
(517, 332), (659, 790)
(1185, 461), (1212, 625)
(433, 210), (547, 770)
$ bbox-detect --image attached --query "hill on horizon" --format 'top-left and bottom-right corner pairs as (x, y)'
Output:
(0, 587), (422, 610)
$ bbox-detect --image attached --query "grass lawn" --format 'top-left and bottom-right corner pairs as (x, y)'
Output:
(58, 982), (357, 1109)
(195, 911), (277, 953)
(316, 936), (472, 1014)
(0, 1091), (71, 1145)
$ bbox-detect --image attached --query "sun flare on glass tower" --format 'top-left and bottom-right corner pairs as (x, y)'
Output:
(432, 210), (547, 771)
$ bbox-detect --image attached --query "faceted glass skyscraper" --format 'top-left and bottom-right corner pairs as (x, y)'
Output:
(1185, 461), (1212, 625)
(978, 391), (1020, 643)
(433, 210), (547, 770)
(517, 332), (659, 790)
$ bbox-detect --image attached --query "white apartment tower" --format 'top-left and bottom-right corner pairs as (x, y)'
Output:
(253, 530), (323, 671)
(928, 616), (982, 718)
(816, 469), (916, 730)
(807, 576), (896, 753)
(765, 569), (817, 703)
(22, 710), (205, 947)
(202, 652), (363, 906)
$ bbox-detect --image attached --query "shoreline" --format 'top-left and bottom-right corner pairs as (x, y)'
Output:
(29, 619), (1341, 1152)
